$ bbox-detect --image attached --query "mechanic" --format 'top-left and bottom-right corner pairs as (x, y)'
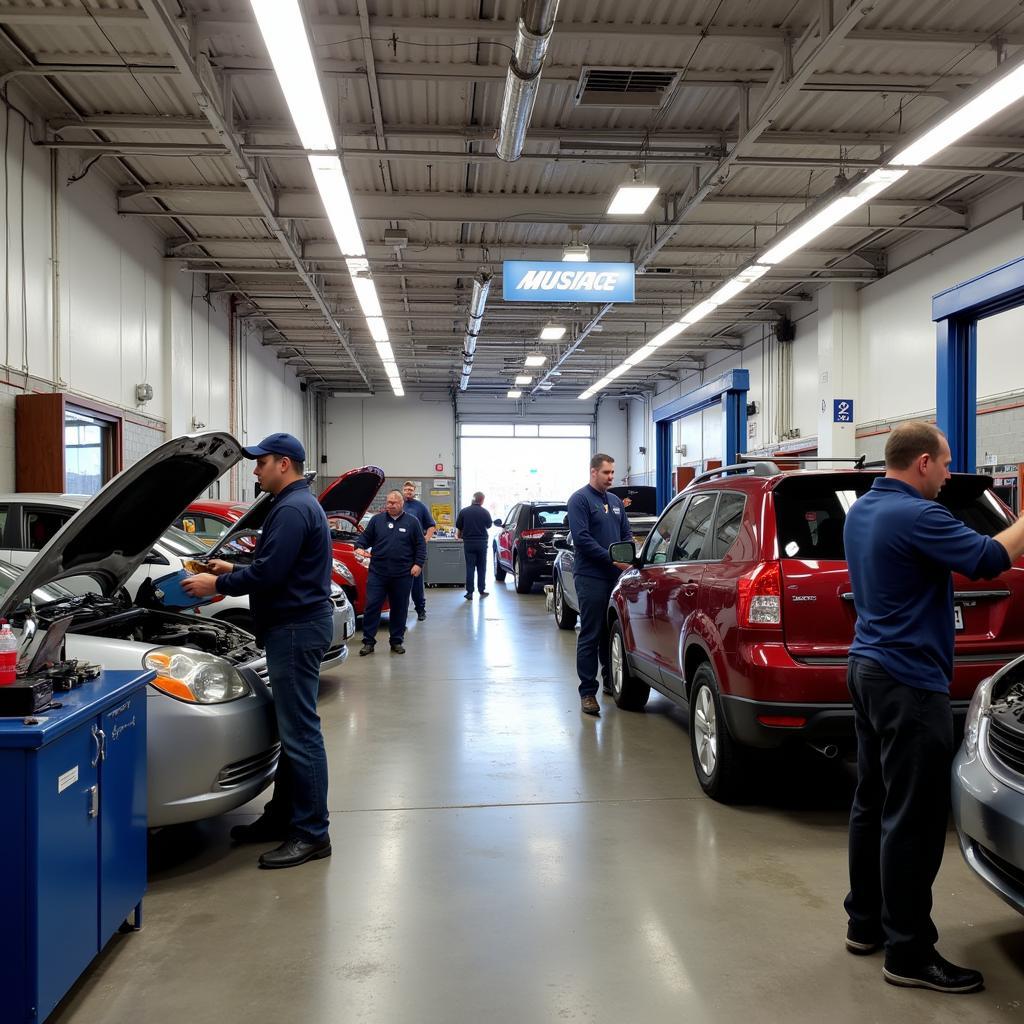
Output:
(402, 480), (436, 621)
(183, 432), (334, 870)
(456, 491), (492, 599)
(843, 420), (1024, 993)
(354, 489), (427, 655)
(566, 453), (633, 717)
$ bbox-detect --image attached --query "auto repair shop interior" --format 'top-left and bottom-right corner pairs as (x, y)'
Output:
(2, 1), (1024, 1022)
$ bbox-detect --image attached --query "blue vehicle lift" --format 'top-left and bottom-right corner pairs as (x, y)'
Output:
(653, 368), (749, 511)
(934, 255), (1024, 472)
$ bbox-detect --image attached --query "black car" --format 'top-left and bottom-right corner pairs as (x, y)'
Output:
(493, 501), (569, 593)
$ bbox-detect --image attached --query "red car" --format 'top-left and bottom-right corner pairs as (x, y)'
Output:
(606, 464), (1024, 802)
(178, 466), (386, 617)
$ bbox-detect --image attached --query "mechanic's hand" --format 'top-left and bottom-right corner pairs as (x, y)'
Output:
(411, 564), (422, 577)
(613, 561), (632, 571)
(181, 572), (219, 597)
(206, 559), (234, 576)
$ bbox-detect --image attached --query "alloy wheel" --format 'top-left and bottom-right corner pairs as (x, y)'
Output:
(693, 685), (718, 778)
(555, 581), (564, 618)
(610, 631), (624, 697)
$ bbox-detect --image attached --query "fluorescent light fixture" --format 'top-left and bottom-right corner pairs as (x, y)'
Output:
(367, 317), (389, 342)
(375, 341), (394, 361)
(606, 365), (627, 381)
(392, 384), (404, 397)
(249, 0), (335, 151)
(891, 61), (1024, 167)
(760, 169), (906, 266)
(345, 257), (370, 275)
(309, 155), (365, 257)
(524, 351), (547, 367)
(538, 382), (554, 390)
(735, 263), (771, 284)
(540, 323), (566, 341)
(382, 359), (399, 376)
(562, 243), (590, 262)
(682, 298), (721, 324)
(350, 275), (383, 319)
(648, 321), (689, 348)
(507, 389), (523, 398)
(514, 375), (533, 385)
(607, 184), (660, 216)
(624, 344), (659, 366)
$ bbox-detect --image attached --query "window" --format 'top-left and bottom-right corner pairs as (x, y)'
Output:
(0, 505), (7, 542)
(502, 505), (519, 528)
(24, 508), (72, 551)
(672, 494), (717, 561)
(711, 493), (746, 560)
(538, 424), (591, 437)
(65, 408), (116, 495)
(160, 526), (214, 558)
(643, 500), (687, 565)
(175, 514), (230, 547)
(532, 505), (569, 528)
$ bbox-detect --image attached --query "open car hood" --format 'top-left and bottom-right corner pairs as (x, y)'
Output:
(609, 485), (657, 516)
(318, 466), (386, 527)
(0, 432), (244, 619)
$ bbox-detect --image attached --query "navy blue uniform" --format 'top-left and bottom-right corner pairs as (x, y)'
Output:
(404, 497), (436, 614)
(842, 476), (1011, 962)
(355, 511), (426, 647)
(456, 502), (493, 594)
(566, 484), (633, 697)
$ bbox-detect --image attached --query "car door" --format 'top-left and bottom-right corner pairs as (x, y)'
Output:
(616, 497), (689, 682)
(0, 501), (12, 562)
(498, 505), (520, 569)
(650, 492), (719, 690)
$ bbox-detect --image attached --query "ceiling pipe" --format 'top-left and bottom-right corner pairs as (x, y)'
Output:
(459, 272), (493, 390)
(496, 0), (560, 162)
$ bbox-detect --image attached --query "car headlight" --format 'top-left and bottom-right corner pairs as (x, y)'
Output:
(332, 559), (355, 586)
(144, 647), (251, 704)
(963, 676), (994, 759)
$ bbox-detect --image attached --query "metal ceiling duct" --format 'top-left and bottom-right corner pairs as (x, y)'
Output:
(496, 0), (561, 162)
(459, 272), (493, 391)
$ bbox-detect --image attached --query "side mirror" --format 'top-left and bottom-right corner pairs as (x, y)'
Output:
(609, 540), (637, 566)
(143, 549), (169, 565)
(493, 518), (503, 527)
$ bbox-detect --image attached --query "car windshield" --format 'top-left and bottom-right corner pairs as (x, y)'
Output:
(773, 472), (1014, 560)
(531, 506), (569, 528)
(160, 526), (212, 557)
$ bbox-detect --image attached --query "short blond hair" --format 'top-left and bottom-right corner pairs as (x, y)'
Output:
(884, 421), (944, 470)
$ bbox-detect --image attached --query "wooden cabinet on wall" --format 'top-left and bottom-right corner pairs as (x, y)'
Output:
(15, 393), (123, 493)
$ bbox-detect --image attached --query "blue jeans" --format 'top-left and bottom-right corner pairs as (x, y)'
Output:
(575, 574), (617, 698)
(411, 571), (426, 614)
(464, 541), (487, 594)
(363, 571), (415, 646)
(262, 614), (333, 843)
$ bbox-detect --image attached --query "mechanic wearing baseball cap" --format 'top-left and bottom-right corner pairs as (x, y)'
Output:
(183, 432), (334, 869)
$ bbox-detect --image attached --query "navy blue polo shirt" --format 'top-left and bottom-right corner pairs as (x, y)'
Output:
(567, 484), (633, 583)
(355, 511), (426, 578)
(456, 503), (492, 544)
(216, 478), (333, 640)
(844, 477), (1011, 693)
(403, 497), (436, 533)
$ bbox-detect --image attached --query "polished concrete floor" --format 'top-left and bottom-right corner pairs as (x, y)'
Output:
(54, 585), (1024, 1023)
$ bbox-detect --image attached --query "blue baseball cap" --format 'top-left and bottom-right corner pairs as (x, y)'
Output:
(242, 432), (306, 462)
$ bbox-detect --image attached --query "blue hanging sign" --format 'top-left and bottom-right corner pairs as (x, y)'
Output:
(502, 261), (635, 303)
(833, 398), (854, 423)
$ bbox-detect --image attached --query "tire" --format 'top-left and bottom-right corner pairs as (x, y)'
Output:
(688, 662), (746, 803)
(608, 619), (649, 711)
(553, 577), (578, 629)
(493, 544), (507, 581)
(513, 555), (534, 594)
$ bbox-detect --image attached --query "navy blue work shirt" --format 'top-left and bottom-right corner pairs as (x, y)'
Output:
(456, 503), (492, 544)
(216, 478), (333, 641)
(567, 484), (633, 583)
(845, 477), (1011, 693)
(403, 497), (436, 534)
(355, 511), (426, 578)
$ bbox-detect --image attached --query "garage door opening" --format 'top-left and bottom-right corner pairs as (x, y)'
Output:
(458, 423), (592, 521)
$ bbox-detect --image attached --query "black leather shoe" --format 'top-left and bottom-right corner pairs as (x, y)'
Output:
(258, 836), (332, 869)
(391, 643), (405, 654)
(230, 815), (288, 844)
(846, 924), (884, 955)
(479, 590), (489, 597)
(464, 592), (473, 600)
(417, 610), (426, 621)
(359, 643), (375, 656)
(883, 952), (984, 993)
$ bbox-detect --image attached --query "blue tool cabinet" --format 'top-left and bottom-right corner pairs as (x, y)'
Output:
(0, 670), (151, 1022)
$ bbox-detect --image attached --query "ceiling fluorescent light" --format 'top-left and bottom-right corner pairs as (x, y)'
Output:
(607, 184), (660, 216)
(540, 323), (567, 340)
(760, 170), (906, 266)
(562, 243), (590, 262)
(624, 344), (658, 366)
(524, 351), (547, 367)
(891, 60), (1024, 167)
(507, 389), (523, 398)
(366, 317), (389, 342)
(375, 341), (394, 361)
(648, 321), (689, 348)
(514, 375), (533, 385)
(605, 365), (628, 381)
(682, 298), (721, 324)
(350, 275), (383, 319)
(392, 384), (405, 397)
(249, 0), (335, 151)
(309, 155), (365, 257)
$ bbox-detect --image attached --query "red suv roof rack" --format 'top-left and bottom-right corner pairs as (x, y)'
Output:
(686, 461), (781, 489)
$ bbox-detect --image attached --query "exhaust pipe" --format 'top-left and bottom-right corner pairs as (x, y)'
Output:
(496, 0), (561, 162)
(459, 272), (492, 391)
(809, 741), (839, 759)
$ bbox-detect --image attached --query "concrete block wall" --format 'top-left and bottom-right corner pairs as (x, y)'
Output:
(123, 417), (167, 468)
(0, 383), (17, 492)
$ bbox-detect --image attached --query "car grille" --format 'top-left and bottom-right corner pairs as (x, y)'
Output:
(986, 715), (1024, 776)
(217, 743), (280, 789)
(975, 841), (1024, 890)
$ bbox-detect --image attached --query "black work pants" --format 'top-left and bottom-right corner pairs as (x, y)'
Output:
(362, 571), (414, 646)
(845, 655), (954, 962)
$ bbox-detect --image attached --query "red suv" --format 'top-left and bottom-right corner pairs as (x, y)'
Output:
(607, 463), (1024, 802)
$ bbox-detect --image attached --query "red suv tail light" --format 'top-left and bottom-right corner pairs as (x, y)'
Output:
(737, 561), (782, 627)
